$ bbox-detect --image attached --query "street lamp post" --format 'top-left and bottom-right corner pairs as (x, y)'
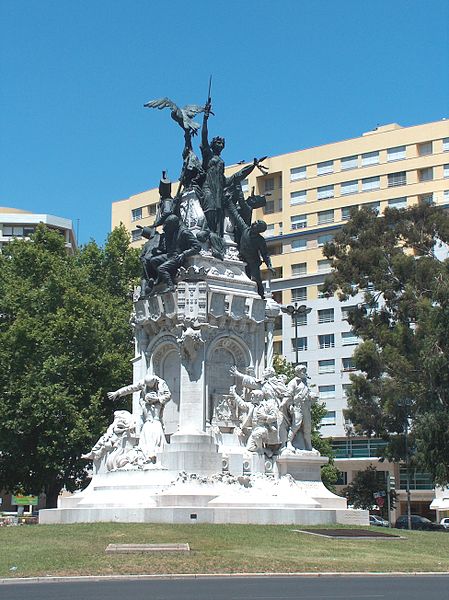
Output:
(399, 398), (413, 531)
(288, 302), (312, 365)
(404, 408), (412, 531)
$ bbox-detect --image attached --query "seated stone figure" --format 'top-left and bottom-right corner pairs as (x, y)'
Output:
(229, 385), (278, 452)
(81, 410), (135, 464)
(140, 214), (201, 294)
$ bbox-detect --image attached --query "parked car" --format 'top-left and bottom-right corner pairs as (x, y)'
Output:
(395, 514), (445, 531)
(440, 517), (449, 529)
(369, 514), (389, 527)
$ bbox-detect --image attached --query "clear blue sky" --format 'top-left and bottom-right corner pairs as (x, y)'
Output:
(1, 0), (448, 245)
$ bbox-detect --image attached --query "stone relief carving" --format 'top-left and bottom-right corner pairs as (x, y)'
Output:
(176, 326), (205, 363)
(107, 372), (172, 462)
(228, 364), (320, 458)
(82, 410), (136, 471)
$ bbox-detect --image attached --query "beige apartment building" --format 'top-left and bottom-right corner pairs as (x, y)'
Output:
(112, 119), (449, 519)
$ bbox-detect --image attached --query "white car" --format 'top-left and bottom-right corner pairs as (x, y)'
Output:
(369, 514), (389, 527)
(440, 517), (449, 529)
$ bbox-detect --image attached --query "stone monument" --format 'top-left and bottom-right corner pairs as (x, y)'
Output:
(39, 90), (368, 526)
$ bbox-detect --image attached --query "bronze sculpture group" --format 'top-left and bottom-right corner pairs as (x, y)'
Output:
(139, 91), (274, 298)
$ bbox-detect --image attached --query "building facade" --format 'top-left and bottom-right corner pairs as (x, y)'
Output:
(0, 207), (77, 253)
(112, 119), (449, 519)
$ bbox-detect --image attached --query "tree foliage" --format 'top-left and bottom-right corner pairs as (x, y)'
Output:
(343, 466), (396, 517)
(0, 225), (140, 507)
(323, 203), (449, 485)
(273, 355), (340, 492)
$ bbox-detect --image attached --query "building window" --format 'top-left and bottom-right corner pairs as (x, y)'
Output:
(443, 138), (449, 152)
(321, 411), (336, 426)
(292, 312), (307, 326)
(418, 167), (433, 182)
(292, 337), (308, 352)
(292, 262), (307, 276)
(417, 141), (433, 156)
(387, 146), (406, 161)
(341, 305), (357, 320)
(291, 286), (307, 301)
(361, 176), (380, 192)
(419, 193), (434, 205)
(148, 204), (157, 216)
(342, 331), (358, 345)
(319, 385), (336, 399)
(131, 207), (142, 221)
(291, 214), (307, 229)
(318, 359), (335, 374)
(341, 206), (355, 220)
(319, 334), (335, 349)
(3, 226), (25, 236)
(445, 190), (449, 202)
(388, 171), (406, 187)
(317, 160), (334, 175)
(264, 178), (275, 193)
(290, 190), (307, 205)
(342, 357), (356, 371)
(131, 229), (142, 241)
(292, 239), (307, 251)
(341, 180), (358, 195)
(318, 209), (334, 224)
(263, 200), (275, 214)
(317, 233), (334, 246)
(336, 471), (348, 485)
(343, 384), (352, 397)
(23, 226), (35, 236)
(365, 201), (380, 214)
(444, 165), (449, 179)
(317, 185), (334, 200)
(388, 197), (407, 210)
(290, 166), (306, 181)
(265, 223), (275, 235)
(341, 155), (358, 170)
(318, 308), (334, 323)
(318, 259), (332, 272)
(361, 151), (379, 166)
(241, 178), (249, 192)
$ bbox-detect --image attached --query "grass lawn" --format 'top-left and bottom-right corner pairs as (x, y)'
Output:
(1, 523), (448, 578)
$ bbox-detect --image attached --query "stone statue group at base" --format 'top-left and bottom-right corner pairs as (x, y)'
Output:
(83, 363), (318, 472)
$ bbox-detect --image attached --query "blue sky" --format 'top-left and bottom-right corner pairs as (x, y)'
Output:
(1, 0), (448, 245)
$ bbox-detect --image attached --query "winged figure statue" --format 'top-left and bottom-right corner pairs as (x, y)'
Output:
(144, 97), (206, 135)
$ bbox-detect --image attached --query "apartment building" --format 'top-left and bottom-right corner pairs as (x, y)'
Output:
(112, 119), (449, 518)
(0, 207), (77, 253)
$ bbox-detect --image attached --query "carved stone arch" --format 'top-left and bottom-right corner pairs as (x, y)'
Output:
(206, 334), (252, 424)
(146, 334), (181, 436)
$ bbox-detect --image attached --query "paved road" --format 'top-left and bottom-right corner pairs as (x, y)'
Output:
(1, 575), (449, 600)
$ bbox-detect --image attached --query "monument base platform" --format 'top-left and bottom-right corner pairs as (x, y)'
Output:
(39, 460), (368, 526)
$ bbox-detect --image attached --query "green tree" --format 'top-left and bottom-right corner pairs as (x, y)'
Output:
(343, 466), (396, 518)
(323, 202), (449, 485)
(273, 355), (340, 492)
(0, 224), (140, 507)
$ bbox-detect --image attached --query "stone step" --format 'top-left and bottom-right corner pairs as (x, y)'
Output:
(105, 543), (190, 553)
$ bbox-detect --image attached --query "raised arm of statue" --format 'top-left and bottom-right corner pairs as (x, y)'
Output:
(201, 105), (212, 166)
(226, 157), (266, 187)
(107, 380), (144, 401)
(229, 384), (250, 412)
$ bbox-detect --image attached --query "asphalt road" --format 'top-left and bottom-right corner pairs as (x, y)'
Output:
(1, 575), (449, 600)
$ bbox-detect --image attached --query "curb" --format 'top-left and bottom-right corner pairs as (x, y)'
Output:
(1, 572), (449, 585)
